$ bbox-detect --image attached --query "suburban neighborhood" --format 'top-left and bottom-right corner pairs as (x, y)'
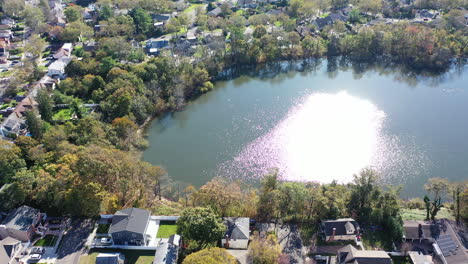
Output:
(0, 0), (467, 264)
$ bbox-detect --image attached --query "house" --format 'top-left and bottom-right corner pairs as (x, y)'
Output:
(0, 206), (46, 242)
(312, 13), (347, 30)
(0, 237), (22, 264)
(408, 251), (434, 264)
(221, 217), (249, 249)
(0, 18), (15, 27)
(337, 245), (392, 264)
(96, 253), (125, 264)
(208, 7), (222, 17)
(109, 208), (151, 246)
(153, 234), (181, 264)
(321, 218), (360, 242)
(47, 57), (71, 79)
(152, 14), (171, 23)
(53, 43), (73, 59)
(146, 36), (171, 55)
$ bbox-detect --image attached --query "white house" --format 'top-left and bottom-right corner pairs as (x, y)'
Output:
(221, 217), (250, 249)
(96, 253), (125, 264)
(47, 57), (71, 79)
(0, 237), (23, 264)
(53, 43), (73, 59)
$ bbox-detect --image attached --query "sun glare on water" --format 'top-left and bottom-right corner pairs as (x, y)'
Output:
(220, 91), (390, 183)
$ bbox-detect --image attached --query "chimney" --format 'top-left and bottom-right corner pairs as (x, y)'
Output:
(331, 227), (336, 241)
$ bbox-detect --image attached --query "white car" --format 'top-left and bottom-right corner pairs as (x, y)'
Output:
(29, 253), (42, 262)
(100, 237), (112, 245)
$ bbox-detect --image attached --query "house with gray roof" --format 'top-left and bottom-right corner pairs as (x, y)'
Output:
(96, 253), (125, 264)
(0, 206), (45, 242)
(337, 244), (392, 264)
(221, 217), (250, 249)
(0, 237), (22, 264)
(109, 208), (151, 246)
(153, 234), (181, 264)
(321, 218), (360, 242)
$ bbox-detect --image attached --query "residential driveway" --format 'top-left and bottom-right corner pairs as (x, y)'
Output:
(227, 249), (248, 264)
(56, 219), (95, 264)
(277, 224), (306, 264)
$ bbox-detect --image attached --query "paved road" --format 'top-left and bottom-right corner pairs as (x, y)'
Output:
(56, 219), (95, 264)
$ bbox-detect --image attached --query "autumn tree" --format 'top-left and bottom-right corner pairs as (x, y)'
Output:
(183, 247), (237, 264)
(248, 232), (281, 264)
(177, 207), (225, 249)
(0, 140), (26, 185)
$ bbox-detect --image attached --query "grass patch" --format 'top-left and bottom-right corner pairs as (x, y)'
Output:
(361, 230), (391, 251)
(392, 256), (412, 264)
(182, 3), (203, 14)
(0, 70), (14, 78)
(35, 235), (58, 247)
(401, 208), (454, 221)
(156, 221), (177, 238)
(53, 109), (73, 122)
(97, 224), (110, 233)
(319, 12), (330, 18)
(79, 249), (155, 264)
(0, 100), (17, 110)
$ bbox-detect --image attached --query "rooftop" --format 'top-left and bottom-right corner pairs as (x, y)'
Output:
(109, 208), (151, 235)
(1, 205), (39, 231)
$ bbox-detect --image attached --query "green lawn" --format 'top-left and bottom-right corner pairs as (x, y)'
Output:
(401, 208), (454, 221)
(35, 235), (58, 247)
(156, 221), (177, 238)
(53, 109), (73, 122)
(182, 3), (203, 14)
(79, 249), (155, 264)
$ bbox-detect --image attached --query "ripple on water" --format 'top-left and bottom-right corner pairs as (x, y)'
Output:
(218, 91), (429, 184)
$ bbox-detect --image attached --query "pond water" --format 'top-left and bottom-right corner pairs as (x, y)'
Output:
(144, 60), (468, 197)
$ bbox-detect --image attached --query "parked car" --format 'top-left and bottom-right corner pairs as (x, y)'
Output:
(30, 247), (44, 254)
(29, 253), (42, 262)
(100, 237), (112, 245)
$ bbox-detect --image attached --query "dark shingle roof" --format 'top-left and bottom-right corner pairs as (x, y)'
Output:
(2, 206), (39, 231)
(322, 218), (359, 236)
(224, 217), (249, 240)
(109, 208), (150, 235)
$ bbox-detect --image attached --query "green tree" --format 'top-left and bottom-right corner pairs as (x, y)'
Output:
(130, 7), (152, 36)
(25, 111), (44, 140)
(1, 0), (25, 17)
(348, 168), (381, 224)
(183, 247), (237, 264)
(257, 170), (280, 221)
(64, 5), (83, 22)
(99, 4), (114, 20)
(23, 5), (46, 33)
(61, 21), (93, 42)
(177, 207), (225, 249)
(36, 90), (53, 122)
(0, 140), (26, 185)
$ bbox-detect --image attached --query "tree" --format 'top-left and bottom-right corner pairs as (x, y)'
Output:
(424, 178), (449, 220)
(25, 111), (44, 140)
(36, 90), (53, 122)
(25, 34), (47, 61)
(257, 170), (281, 221)
(356, 0), (382, 15)
(177, 207), (225, 249)
(183, 247), (237, 264)
(64, 5), (83, 22)
(192, 178), (245, 217)
(248, 232), (281, 264)
(61, 21), (93, 42)
(130, 7), (152, 36)
(423, 195), (431, 220)
(99, 4), (114, 20)
(0, 140), (26, 185)
(348, 168), (381, 224)
(23, 5), (46, 33)
(1, 0), (25, 17)
(253, 26), (267, 39)
(450, 182), (467, 224)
